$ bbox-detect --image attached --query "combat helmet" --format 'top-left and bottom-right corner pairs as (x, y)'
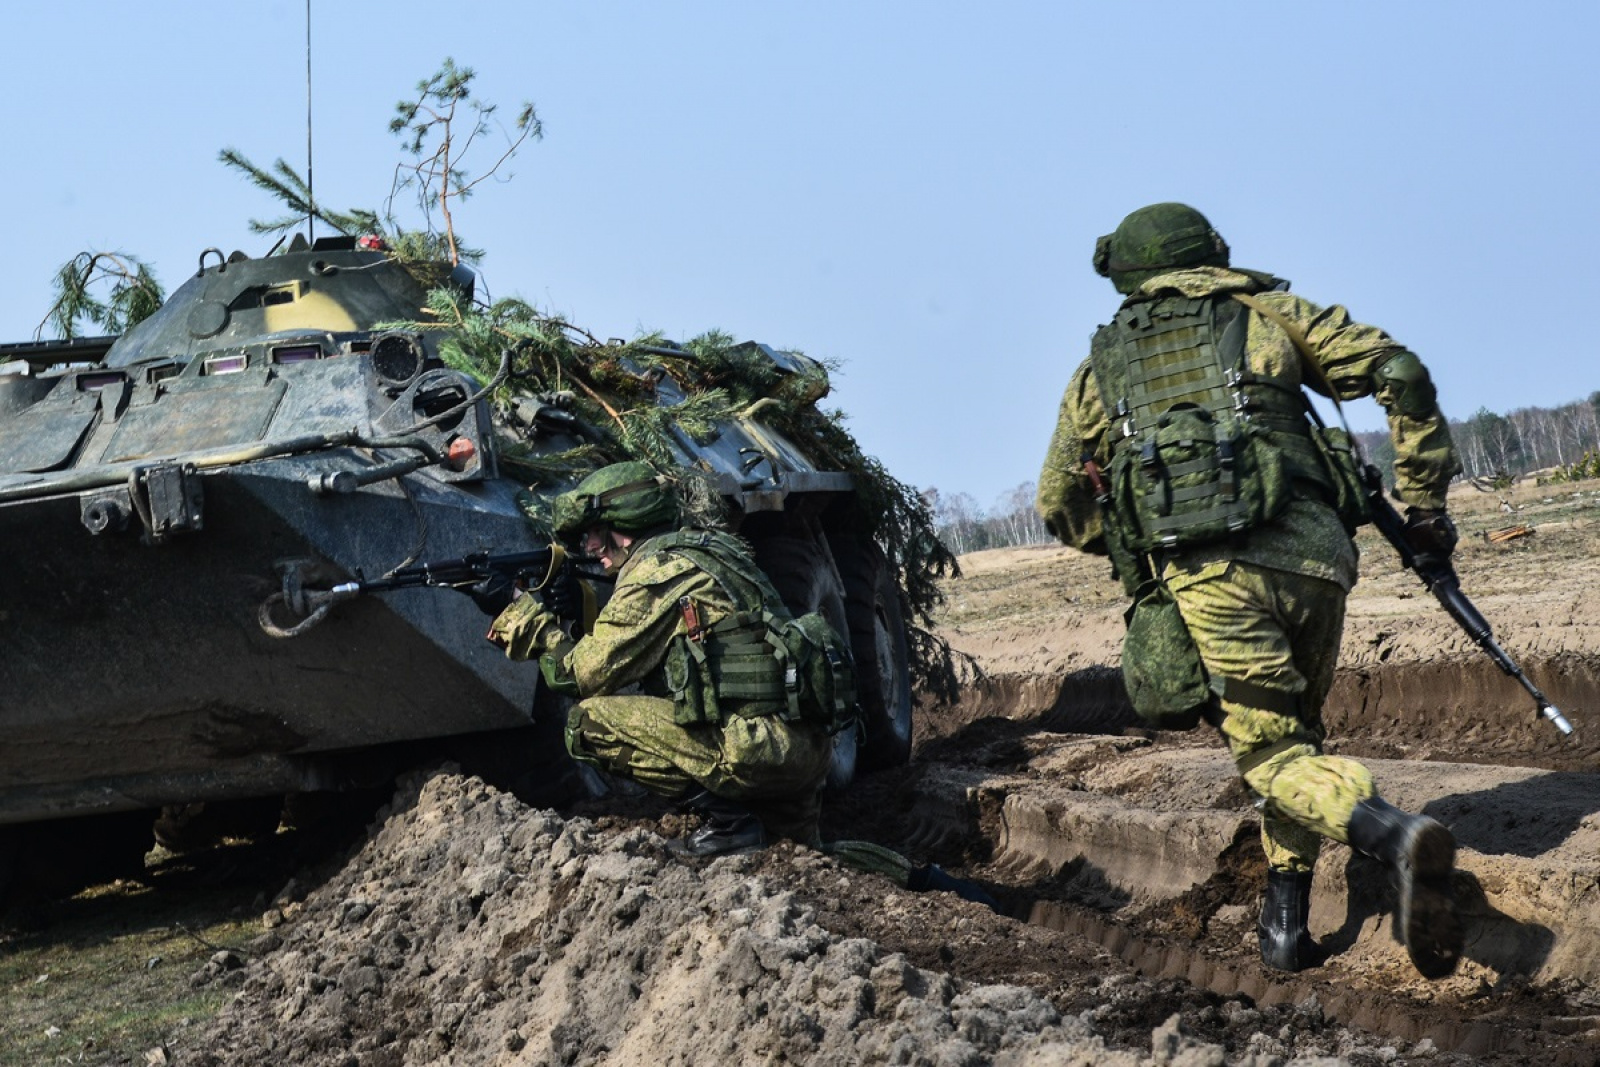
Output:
(551, 461), (680, 542)
(1093, 202), (1230, 294)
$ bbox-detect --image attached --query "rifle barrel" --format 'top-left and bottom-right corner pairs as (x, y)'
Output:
(358, 548), (556, 594)
(1363, 464), (1574, 738)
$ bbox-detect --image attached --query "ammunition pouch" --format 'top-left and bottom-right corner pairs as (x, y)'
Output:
(1121, 578), (1211, 730)
(664, 607), (856, 734)
(654, 527), (859, 735)
(1107, 408), (1293, 551)
(1306, 422), (1371, 531)
(775, 610), (858, 735)
(665, 610), (781, 726)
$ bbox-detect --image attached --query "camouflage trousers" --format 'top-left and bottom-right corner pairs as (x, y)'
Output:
(565, 694), (832, 846)
(1166, 560), (1376, 872)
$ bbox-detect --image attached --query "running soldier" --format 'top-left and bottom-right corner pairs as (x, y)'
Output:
(1037, 203), (1465, 978)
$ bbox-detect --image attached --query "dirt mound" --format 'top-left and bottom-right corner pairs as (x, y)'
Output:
(183, 770), (1385, 1066)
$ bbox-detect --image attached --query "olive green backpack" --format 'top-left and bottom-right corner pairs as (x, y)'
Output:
(656, 531), (857, 735)
(1088, 295), (1295, 553)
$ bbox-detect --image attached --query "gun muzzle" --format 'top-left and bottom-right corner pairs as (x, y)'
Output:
(1541, 702), (1575, 736)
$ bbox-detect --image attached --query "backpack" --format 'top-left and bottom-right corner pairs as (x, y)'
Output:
(1089, 294), (1296, 552)
(770, 610), (857, 735)
(655, 531), (857, 734)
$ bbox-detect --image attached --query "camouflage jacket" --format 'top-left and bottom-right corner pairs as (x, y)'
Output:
(1036, 266), (1461, 591)
(488, 530), (742, 699)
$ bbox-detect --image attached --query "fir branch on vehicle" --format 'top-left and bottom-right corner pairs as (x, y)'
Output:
(220, 57), (536, 266)
(405, 289), (961, 697)
(218, 149), (383, 240)
(38, 252), (164, 341)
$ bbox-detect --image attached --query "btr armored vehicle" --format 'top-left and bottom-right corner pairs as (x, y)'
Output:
(0, 235), (914, 891)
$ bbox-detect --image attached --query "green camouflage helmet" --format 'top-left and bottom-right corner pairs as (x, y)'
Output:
(551, 461), (680, 540)
(1093, 202), (1230, 294)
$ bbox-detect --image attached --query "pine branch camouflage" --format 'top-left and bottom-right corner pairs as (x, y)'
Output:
(410, 282), (958, 698)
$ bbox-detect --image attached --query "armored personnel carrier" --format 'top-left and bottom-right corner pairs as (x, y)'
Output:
(0, 235), (915, 889)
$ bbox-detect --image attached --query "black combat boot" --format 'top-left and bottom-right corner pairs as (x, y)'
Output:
(673, 792), (767, 857)
(1257, 868), (1324, 972)
(1346, 796), (1462, 979)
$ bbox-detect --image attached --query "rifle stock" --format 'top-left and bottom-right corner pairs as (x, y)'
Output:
(1361, 464), (1574, 737)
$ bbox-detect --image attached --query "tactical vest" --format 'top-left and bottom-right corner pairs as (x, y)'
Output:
(1088, 292), (1334, 552)
(653, 530), (857, 735)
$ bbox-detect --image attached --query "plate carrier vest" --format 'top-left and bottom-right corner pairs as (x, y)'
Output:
(655, 530), (857, 735)
(1088, 292), (1335, 552)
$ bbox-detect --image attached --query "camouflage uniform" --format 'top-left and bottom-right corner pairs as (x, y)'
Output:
(488, 530), (833, 846)
(1038, 264), (1460, 873)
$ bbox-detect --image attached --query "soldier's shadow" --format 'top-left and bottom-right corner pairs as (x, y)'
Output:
(1313, 767), (1598, 980)
(1319, 855), (1554, 979)
(1421, 771), (1600, 858)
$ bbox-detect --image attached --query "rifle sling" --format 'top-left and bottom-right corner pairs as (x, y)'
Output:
(1228, 292), (1358, 440)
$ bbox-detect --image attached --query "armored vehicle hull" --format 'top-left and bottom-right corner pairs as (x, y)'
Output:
(0, 238), (914, 879)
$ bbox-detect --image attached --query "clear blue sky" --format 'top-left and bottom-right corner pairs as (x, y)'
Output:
(6, 2), (1597, 509)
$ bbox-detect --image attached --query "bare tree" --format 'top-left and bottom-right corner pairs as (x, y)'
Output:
(931, 490), (984, 556)
(389, 58), (541, 267)
(994, 481), (1049, 546)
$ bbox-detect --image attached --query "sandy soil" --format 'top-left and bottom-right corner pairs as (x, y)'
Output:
(9, 476), (1600, 1065)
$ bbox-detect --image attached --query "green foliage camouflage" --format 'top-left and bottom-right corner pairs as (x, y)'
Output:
(39, 252), (164, 340)
(403, 286), (962, 699)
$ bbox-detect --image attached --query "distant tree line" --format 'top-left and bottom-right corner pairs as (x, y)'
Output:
(924, 482), (1052, 555)
(1355, 390), (1600, 486)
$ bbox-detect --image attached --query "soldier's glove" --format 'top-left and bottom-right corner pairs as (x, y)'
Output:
(465, 573), (521, 617)
(539, 566), (584, 620)
(1403, 507), (1459, 560)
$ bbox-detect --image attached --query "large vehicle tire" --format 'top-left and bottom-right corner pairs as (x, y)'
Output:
(753, 535), (858, 790)
(829, 535), (914, 772)
(0, 826), (18, 911)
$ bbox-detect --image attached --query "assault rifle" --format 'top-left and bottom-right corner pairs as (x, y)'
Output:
(1362, 464), (1574, 736)
(334, 548), (563, 597)
(261, 546), (593, 638)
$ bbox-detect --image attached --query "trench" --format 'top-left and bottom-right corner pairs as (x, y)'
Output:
(901, 652), (1600, 1060)
(900, 774), (1600, 1061)
(933, 654), (1600, 772)
(1024, 900), (1599, 1061)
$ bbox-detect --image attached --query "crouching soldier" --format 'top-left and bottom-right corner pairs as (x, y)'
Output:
(475, 461), (839, 857)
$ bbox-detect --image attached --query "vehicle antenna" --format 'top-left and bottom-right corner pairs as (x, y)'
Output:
(305, 0), (315, 244)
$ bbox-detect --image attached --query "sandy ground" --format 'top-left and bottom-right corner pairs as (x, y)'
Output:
(8, 476), (1600, 1065)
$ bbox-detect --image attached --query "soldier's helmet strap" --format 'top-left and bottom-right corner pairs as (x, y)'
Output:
(581, 476), (667, 524)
